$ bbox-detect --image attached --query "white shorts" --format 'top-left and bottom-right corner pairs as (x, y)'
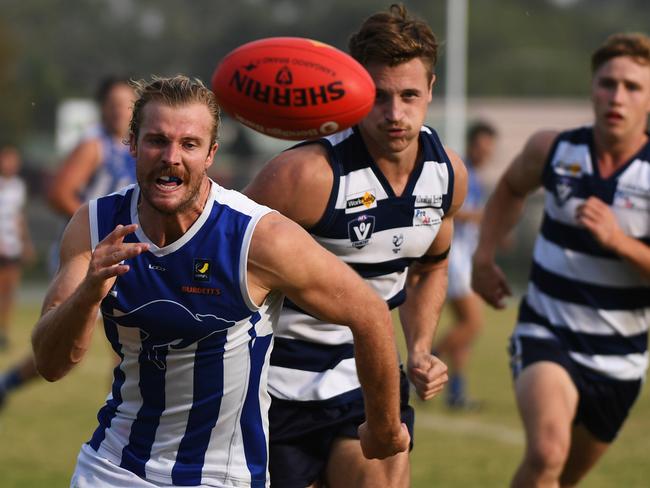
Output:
(70, 444), (166, 488)
(446, 238), (475, 300)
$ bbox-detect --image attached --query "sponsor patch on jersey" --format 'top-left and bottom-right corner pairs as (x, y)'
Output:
(613, 190), (650, 211)
(181, 285), (222, 296)
(193, 259), (211, 282)
(348, 214), (375, 249)
(413, 208), (441, 227)
(345, 189), (377, 214)
(554, 160), (583, 178)
(415, 194), (443, 208)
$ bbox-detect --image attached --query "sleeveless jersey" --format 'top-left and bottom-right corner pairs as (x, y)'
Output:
(515, 127), (650, 381)
(86, 181), (282, 487)
(268, 126), (455, 404)
(81, 126), (136, 201)
(0, 175), (26, 258)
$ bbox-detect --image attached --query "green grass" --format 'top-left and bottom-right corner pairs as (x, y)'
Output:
(0, 299), (648, 487)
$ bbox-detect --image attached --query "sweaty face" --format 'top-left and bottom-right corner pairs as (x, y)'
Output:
(358, 58), (434, 158)
(591, 56), (650, 142)
(102, 83), (136, 138)
(131, 101), (217, 216)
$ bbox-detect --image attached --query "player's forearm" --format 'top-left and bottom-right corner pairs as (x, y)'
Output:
(351, 306), (402, 436)
(399, 264), (447, 354)
(32, 286), (101, 382)
(609, 232), (650, 281)
(474, 178), (527, 264)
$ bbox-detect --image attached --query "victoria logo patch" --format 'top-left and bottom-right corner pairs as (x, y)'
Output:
(348, 215), (375, 249)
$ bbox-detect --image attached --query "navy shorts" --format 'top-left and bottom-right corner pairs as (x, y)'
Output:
(268, 370), (415, 488)
(509, 334), (642, 443)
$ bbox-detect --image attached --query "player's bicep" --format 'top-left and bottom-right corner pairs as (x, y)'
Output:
(41, 205), (92, 314)
(248, 213), (379, 325)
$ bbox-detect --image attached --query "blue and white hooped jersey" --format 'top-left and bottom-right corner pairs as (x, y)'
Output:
(269, 126), (454, 404)
(515, 127), (650, 381)
(86, 181), (282, 487)
(81, 126), (136, 202)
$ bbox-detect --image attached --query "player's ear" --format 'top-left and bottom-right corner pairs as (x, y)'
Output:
(205, 142), (219, 169)
(129, 133), (138, 157)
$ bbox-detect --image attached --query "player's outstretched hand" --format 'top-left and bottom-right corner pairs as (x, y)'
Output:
(471, 258), (511, 309)
(358, 421), (410, 460)
(83, 224), (149, 302)
(408, 352), (448, 400)
(576, 196), (622, 250)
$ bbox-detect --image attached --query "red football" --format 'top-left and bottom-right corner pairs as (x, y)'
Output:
(211, 37), (375, 140)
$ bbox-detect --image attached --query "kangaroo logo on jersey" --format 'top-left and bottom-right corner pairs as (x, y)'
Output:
(348, 214), (375, 249)
(103, 299), (235, 370)
(194, 259), (211, 282)
(554, 177), (574, 206)
(346, 189), (377, 213)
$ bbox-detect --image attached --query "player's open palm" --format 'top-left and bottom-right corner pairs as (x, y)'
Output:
(358, 421), (410, 460)
(84, 224), (149, 302)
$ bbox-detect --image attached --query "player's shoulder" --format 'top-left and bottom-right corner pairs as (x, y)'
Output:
(523, 129), (562, 159)
(267, 142), (332, 184)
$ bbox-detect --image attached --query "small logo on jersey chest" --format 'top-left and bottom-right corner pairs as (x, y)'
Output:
(348, 214), (375, 249)
(392, 233), (404, 254)
(554, 177), (574, 206)
(413, 208), (441, 227)
(415, 194), (443, 208)
(193, 259), (211, 282)
(346, 189), (377, 213)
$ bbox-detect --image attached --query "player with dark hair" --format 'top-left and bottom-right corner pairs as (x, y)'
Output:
(244, 4), (466, 487)
(473, 32), (650, 487)
(31, 74), (408, 487)
(0, 77), (137, 411)
(433, 121), (497, 409)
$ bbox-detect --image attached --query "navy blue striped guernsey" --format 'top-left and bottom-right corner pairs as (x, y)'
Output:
(268, 125), (455, 404)
(86, 181), (282, 487)
(513, 126), (650, 381)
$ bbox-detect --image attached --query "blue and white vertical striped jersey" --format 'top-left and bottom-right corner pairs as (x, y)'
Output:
(268, 126), (455, 404)
(80, 126), (136, 202)
(86, 181), (282, 487)
(515, 127), (650, 381)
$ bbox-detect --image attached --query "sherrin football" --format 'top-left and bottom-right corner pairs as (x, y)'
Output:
(211, 37), (375, 140)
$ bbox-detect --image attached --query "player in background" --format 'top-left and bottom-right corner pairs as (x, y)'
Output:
(244, 5), (466, 487)
(472, 33), (650, 487)
(0, 77), (136, 410)
(31, 74), (408, 487)
(433, 121), (497, 409)
(0, 146), (35, 351)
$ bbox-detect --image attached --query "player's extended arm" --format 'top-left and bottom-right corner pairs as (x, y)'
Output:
(472, 130), (558, 308)
(31, 205), (149, 381)
(247, 213), (409, 460)
(398, 150), (467, 400)
(48, 139), (102, 218)
(576, 196), (650, 280)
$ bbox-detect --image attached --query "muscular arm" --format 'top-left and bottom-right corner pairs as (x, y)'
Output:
(398, 149), (467, 400)
(247, 213), (409, 459)
(32, 205), (148, 381)
(48, 139), (102, 217)
(472, 130), (558, 308)
(243, 143), (332, 227)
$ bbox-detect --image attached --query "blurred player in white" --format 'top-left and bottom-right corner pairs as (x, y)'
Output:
(472, 33), (650, 487)
(0, 146), (34, 350)
(433, 121), (497, 409)
(244, 5), (466, 487)
(0, 77), (136, 410)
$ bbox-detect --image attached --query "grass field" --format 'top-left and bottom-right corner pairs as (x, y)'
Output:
(0, 290), (648, 487)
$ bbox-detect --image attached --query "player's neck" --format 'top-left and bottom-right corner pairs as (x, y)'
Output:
(593, 127), (648, 176)
(370, 141), (421, 197)
(137, 178), (211, 247)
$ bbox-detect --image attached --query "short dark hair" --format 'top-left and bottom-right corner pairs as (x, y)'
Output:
(591, 33), (650, 73)
(95, 76), (133, 104)
(348, 4), (438, 80)
(129, 75), (221, 146)
(467, 121), (497, 146)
